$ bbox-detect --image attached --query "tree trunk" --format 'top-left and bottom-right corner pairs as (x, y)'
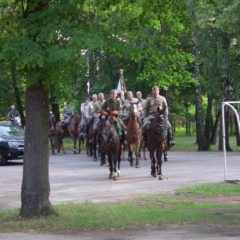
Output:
(218, 33), (231, 151)
(204, 94), (213, 150)
(184, 102), (191, 136)
(189, 0), (206, 150)
(88, 49), (97, 96)
(21, 84), (55, 217)
(11, 73), (25, 127)
(210, 110), (220, 145)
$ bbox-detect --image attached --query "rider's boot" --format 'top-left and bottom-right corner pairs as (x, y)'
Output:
(168, 129), (176, 148)
(121, 130), (127, 145)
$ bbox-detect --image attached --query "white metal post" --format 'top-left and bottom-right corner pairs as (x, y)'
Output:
(222, 101), (240, 182)
(222, 102), (227, 181)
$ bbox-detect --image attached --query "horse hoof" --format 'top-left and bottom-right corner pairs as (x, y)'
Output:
(117, 170), (121, 177)
(130, 162), (134, 167)
(112, 176), (117, 181)
(135, 164), (140, 168)
(108, 174), (112, 179)
(151, 173), (157, 177)
(158, 175), (164, 180)
(164, 158), (168, 162)
(93, 158), (97, 161)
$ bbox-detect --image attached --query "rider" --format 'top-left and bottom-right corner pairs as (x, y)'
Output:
(7, 105), (20, 126)
(62, 102), (74, 129)
(142, 86), (175, 147)
(122, 91), (141, 125)
(136, 91), (146, 120)
(93, 93), (105, 131)
(80, 97), (92, 130)
(101, 89), (127, 144)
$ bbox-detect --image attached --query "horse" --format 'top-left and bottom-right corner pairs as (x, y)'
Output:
(96, 116), (107, 166)
(78, 121), (86, 154)
(99, 114), (121, 180)
(147, 108), (168, 180)
(55, 114), (81, 154)
(49, 114), (56, 155)
(87, 118), (97, 161)
(126, 103), (142, 168)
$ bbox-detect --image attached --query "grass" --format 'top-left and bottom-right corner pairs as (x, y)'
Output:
(171, 135), (240, 152)
(1, 184), (240, 233)
(175, 183), (240, 196)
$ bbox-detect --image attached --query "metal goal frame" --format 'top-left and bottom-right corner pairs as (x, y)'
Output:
(222, 101), (240, 182)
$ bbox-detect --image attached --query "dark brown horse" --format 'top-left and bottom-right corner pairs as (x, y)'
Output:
(49, 114), (56, 155)
(55, 114), (81, 154)
(147, 109), (167, 180)
(100, 115), (121, 180)
(126, 103), (142, 168)
(79, 118), (97, 159)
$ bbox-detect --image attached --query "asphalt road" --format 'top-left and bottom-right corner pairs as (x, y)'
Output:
(1, 150), (240, 211)
(1, 150), (240, 239)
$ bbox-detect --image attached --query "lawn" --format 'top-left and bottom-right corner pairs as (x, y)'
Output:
(1, 183), (240, 232)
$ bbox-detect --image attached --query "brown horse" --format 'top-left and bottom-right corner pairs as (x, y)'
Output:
(126, 103), (142, 168)
(49, 114), (56, 155)
(100, 115), (121, 180)
(147, 108), (167, 180)
(55, 114), (81, 154)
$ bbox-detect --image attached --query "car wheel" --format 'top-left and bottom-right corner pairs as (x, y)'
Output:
(0, 150), (8, 164)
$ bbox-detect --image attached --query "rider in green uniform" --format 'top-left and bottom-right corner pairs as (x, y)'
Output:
(101, 89), (127, 144)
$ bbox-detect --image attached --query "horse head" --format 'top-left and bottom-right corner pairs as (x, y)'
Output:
(129, 102), (140, 119)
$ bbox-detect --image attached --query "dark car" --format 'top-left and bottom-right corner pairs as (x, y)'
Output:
(0, 121), (24, 164)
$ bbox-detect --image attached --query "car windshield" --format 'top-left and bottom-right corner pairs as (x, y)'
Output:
(0, 126), (24, 138)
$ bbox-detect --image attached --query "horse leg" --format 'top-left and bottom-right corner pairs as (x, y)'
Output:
(93, 140), (97, 161)
(135, 141), (140, 168)
(108, 154), (113, 179)
(73, 137), (77, 154)
(143, 146), (147, 160)
(157, 149), (163, 180)
(164, 147), (168, 161)
(50, 137), (55, 155)
(112, 151), (118, 181)
(128, 144), (133, 167)
(78, 137), (81, 154)
(150, 151), (157, 177)
(57, 137), (62, 155)
(117, 145), (121, 177)
(62, 140), (66, 154)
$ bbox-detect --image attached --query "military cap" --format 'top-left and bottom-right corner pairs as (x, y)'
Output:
(136, 91), (142, 95)
(98, 93), (104, 97)
(111, 89), (117, 93)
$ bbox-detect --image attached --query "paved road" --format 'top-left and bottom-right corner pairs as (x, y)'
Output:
(1, 151), (239, 211)
(1, 224), (240, 240)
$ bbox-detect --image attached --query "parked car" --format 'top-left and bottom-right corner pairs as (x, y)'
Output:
(0, 121), (24, 164)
